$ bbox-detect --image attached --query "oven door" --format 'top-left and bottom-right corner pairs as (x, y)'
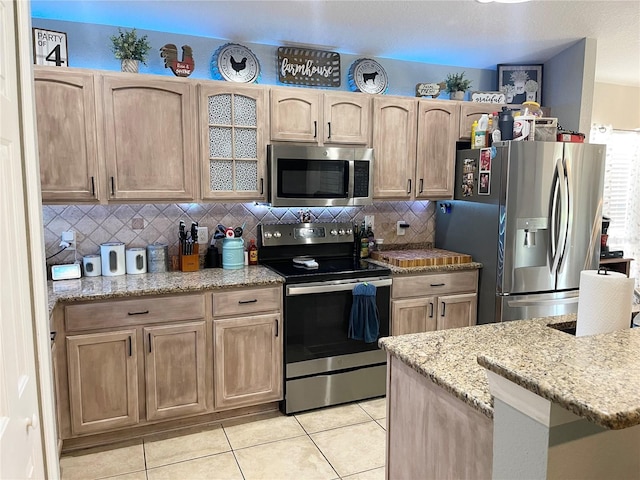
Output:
(284, 277), (391, 378)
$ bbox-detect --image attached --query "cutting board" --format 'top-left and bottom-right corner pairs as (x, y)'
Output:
(370, 248), (472, 267)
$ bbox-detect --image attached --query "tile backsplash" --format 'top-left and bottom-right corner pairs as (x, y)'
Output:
(43, 201), (435, 265)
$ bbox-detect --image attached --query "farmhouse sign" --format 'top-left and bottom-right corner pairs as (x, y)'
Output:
(277, 47), (340, 87)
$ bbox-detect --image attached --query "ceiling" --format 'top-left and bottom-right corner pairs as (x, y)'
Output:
(30, 0), (640, 87)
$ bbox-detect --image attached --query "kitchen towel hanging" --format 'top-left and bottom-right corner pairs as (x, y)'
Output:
(348, 282), (379, 343)
(576, 269), (634, 336)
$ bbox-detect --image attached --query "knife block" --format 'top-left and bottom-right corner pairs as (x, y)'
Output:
(179, 244), (199, 272)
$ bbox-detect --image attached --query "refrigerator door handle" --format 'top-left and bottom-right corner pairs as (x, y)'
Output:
(550, 158), (569, 276)
(557, 158), (571, 271)
(549, 159), (561, 274)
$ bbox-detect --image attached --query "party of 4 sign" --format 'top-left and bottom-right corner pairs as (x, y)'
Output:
(32, 28), (68, 66)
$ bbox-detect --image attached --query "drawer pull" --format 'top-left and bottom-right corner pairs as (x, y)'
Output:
(429, 302), (434, 318)
(430, 283), (446, 287)
(128, 310), (150, 316)
(238, 299), (258, 304)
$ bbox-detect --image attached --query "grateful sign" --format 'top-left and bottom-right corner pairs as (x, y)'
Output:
(471, 91), (506, 104)
(277, 47), (340, 87)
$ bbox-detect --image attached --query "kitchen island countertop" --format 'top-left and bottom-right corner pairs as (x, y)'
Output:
(379, 315), (640, 429)
(47, 266), (284, 316)
(367, 258), (482, 274)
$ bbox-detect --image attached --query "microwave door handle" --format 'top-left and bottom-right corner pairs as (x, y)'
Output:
(348, 160), (355, 199)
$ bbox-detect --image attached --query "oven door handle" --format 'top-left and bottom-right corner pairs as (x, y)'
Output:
(286, 278), (392, 296)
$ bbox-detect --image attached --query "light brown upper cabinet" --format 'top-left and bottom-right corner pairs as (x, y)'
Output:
(270, 87), (370, 145)
(371, 96), (417, 199)
(199, 83), (268, 200)
(101, 73), (197, 201)
(415, 100), (459, 199)
(458, 102), (505, 140)
(34, 67), (101, 203)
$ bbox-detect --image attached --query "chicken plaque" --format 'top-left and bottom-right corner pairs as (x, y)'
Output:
(211, 43), (260, 83)
(160, 44), (195, 77)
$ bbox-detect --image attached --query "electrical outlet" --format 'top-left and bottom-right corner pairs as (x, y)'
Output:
(397, 221), (407, 236)
(61, 230), (76, 250)
(364, 215), (375, 232)
(197, 226), (209, 245)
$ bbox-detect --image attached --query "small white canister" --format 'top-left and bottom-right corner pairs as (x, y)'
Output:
(126, 247), (147, 274)
(82, 254), (102, 277)
(100, 242), (126, 276)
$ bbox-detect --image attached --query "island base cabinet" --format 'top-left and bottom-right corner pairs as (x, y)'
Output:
(66, 330), (139, 436)
(437, 292), (477, 330)
(386, 355), (493, 479)
(213, 314), (282, 410)
(144, 322), (207, 421)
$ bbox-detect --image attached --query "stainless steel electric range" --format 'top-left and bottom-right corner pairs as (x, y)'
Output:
(258, 222), (392, 414)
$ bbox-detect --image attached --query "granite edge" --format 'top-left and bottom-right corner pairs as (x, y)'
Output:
(367, 259), (483, 274)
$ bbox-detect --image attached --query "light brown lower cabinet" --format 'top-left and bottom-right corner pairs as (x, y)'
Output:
(391, 270), (479, 335)
(66, 329), (139, 436)
(213, 314), (283, 410)
(144, 322), (207, 421)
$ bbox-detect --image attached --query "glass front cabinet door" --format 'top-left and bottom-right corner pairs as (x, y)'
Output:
(199, 84), (268, 200)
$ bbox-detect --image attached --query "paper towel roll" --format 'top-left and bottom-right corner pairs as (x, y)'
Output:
(576, 269), (634, 336)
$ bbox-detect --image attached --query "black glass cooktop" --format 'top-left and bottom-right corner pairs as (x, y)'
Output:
(262, 257), (391, 284)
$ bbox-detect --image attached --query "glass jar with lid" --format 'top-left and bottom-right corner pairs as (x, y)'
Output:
(521, 101), (543, 117)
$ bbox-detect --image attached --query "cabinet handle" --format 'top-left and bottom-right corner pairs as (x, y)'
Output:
(441, 302), (446, 317)
(430, 283), (445, 287)
(50, 331), (57, 342)
(128, 336), (132, 357)
(407, 179), (412, 194)
(429, 302), (434, 318)
(419, 178), (424, 194)
(148, 333), (152, 353)
(275, 319), (279, 337)
(110, 176), (115, 196)
(90, 176), (95, 197)
(128, 310), (149, 316)
(260, 178), (264, 195)
(327, 122), (332, 139)
(313, 121), (317, 138)
(238, 299), (258, 304)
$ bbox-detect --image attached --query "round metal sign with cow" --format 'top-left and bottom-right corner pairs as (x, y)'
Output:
(348, 58), (388, 94)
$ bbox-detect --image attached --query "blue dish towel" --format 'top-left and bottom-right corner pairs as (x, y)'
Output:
(348, 282), (379, 343)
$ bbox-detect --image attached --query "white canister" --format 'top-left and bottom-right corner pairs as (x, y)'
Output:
(126, 247), (147, 274)
(82, 254), (102, 277)
(100, 242), (126, 276)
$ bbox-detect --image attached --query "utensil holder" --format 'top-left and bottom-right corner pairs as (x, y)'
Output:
(180, 244), (199, 272)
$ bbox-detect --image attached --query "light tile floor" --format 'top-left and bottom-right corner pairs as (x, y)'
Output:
(59, 397), (387, 480)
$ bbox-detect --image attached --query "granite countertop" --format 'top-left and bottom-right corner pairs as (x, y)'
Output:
(379, 315), (640, 429)
(367, 258), (483, 274)
(47, 266), (284, 316)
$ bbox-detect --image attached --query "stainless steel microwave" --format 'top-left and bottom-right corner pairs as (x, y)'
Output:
(267, 145), (374, 207)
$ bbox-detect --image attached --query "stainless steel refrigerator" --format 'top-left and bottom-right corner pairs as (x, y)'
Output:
(435, 141), (606, 323)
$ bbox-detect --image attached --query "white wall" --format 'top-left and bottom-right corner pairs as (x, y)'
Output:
(592, 83), (640, 130)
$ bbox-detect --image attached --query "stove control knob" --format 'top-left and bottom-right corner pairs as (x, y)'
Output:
(346, 228), (353, 235)
(264, 232), (273, 239)
(273, 231), (282, 238)
(338, 229), (346, 235)
(330, 229), (338, 236)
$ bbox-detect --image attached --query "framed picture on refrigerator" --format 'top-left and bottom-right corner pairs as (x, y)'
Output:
(497, 64), (543, 105)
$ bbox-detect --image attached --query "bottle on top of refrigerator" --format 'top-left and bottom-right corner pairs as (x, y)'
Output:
(470, 120), (479, 148)
(486, 114), (494, 147)
(474, 114), (488, 149)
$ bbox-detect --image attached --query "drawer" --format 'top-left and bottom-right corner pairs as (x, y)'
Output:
(65, 294), (205, 332)
(392, 270), (478, 299)
(212, 286), (281, 317)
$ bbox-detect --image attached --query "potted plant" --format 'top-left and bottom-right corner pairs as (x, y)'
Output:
(444, 72), (472, 101)
(109, 28), (151, 73)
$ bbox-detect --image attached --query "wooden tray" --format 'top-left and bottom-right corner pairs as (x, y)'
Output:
(369, 248), (472, 267)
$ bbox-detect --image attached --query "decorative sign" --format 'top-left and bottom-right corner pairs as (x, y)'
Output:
(160, 44), (195, 77)
(471, 91), (506, 104)
(211, 43), (260, 83)
(416, 82), (445, 98)
(277, 47), (340, 87)
(32, 28), (68, 66)
(348, 58), (388, 94)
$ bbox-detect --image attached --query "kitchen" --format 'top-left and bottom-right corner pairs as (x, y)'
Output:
(3, 0), (640, 479)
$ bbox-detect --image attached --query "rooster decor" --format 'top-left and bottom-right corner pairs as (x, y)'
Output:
(160, 44), (195, 77)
